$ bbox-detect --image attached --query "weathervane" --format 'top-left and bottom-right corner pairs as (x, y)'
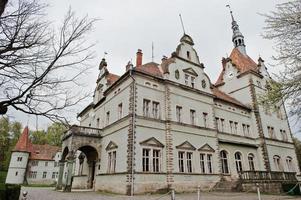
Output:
(179, 14), (186, 34)
(103, 51), (108, 58)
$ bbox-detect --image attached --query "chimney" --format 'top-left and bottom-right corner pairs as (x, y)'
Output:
(136, 49), (143, 67)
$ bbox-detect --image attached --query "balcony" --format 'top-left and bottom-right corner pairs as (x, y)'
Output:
(62, 125), (103, 140)
(240, 170), (297, 182)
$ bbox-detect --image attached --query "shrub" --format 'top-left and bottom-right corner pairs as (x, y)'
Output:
(0, 184), (21, 200)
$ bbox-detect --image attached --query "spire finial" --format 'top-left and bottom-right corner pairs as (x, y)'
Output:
(151, 42), (154, 62)
(226, 5), (247, 55)
(226, 5), (235, 22)
(179, 14), (186, 35)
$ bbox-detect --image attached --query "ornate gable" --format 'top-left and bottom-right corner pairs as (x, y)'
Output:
(105, 141), (118, 151)
(176, 141), (196, 151)
(139, 137), (164, 148)
(198, 143), (215, 152)
(183, 68), (198, 77)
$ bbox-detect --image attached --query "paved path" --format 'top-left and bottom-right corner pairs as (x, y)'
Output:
(21, 187), (301, 200)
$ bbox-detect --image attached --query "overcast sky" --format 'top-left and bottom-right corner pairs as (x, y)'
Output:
(6, 0), (300, 137)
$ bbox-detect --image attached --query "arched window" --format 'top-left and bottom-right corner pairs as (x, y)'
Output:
(220, 150), (229, 174)
(273, 155), (282, 171)
(238, 39), (241, 45)
(286, 156), (294, 172)
(235, 152), (243, 172)
(248, 153), (255, 171)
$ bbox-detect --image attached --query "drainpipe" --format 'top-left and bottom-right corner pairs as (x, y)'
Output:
(129, 64), (136, 196)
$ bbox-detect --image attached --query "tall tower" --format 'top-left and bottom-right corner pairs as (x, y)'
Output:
(6, 127), (31, 184)
(229, 9), (246, 55)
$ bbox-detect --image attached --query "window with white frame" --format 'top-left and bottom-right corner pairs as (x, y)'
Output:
(31, 160), (38, 166)
(178, 151), (193, 173)
(268, 126), (275, 139)
(220, 150), (229, 174)
(42, 171), (47, 179)
(152, 101), (160, 119)
(107, 151), (116, 173)
(185, 74), (189, 86)
(235, 152), (243, 172)
(248, 153), (255, 171)
(143, 99), (150, 117)
(273, 155), (282, 171)
(200, 153), (213, 174)
(29, 171), (37, 179)
(176, 106), (182, 123)
(191, 76), (195, 88)
(280, 129), (288, 141)
(234, 122), (238, 134)
(142, 148), (161, 173)
(286, 156), (294, 172)
(106, 111), (110, 125)
(45, 161), (48, 167)
(229, 121), (233, 134)
(190, 109), (196, 125)
(118, 103), (123, 119)
(203, 112), (208, 128)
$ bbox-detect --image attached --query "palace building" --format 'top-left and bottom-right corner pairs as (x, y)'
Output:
(6, 127), (62, 185)
(56, 11), (300, 195)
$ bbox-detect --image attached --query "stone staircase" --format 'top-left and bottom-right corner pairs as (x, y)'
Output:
(212, 176), (242, 192)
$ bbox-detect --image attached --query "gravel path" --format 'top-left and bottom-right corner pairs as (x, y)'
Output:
(20, 187), (301, 200)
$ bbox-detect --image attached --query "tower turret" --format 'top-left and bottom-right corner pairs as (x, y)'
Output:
(227, 6), (246, 55)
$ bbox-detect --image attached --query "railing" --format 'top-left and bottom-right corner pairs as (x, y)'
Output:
(240, 170), (297, 182)
(63, 125), (103, 139)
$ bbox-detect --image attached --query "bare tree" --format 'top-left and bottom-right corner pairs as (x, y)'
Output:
(0, 0), (8, 16)
(262, 0), (301, 120)
(0, 0), (96, 123)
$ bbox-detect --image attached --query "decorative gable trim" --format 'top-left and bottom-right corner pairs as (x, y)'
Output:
(183, 68), (198, 76)
(176, 141), (196, 151)
(139, 137), (164, 148)
(198, 143), (215, 152)
(105, 141), (118, 151)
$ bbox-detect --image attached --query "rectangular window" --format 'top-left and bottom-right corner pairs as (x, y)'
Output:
(107, 151), (116, 173)
(215, 117), (220, 131)
(242, 124), (246, 135)
(203, 112), (208, 128)
(207, 154), (213, 174)
(96, 118), (100, 128)
(152, 101), (160, 119)
(229, 121), (233, 133)
(176, 106), (182, 123)
(52, 172), (56, 179)
(246, 125), (250, 136)
(45, 162), (48, 167)
(31, 160), (38, 166)
(220, 119), (225, 132)
(185, 74), (189, 86)
(191, 76), (195, 88)
(106, 111), (110, 125)
(190, 109), (196, 125)
(200, 154), (205, 173)
(153, 149), (160, 172)
(234, 122), (238, 134)
(268, 126), (275, 139)
(178, 152), (185, 172)
(186, 152), (193, 173)
(143, 99), (150, 117)
(17, 157), (22, 162)
(142, 149), (150, 172)
(118, 103), (123, 119)
(42, 172), (47, 179)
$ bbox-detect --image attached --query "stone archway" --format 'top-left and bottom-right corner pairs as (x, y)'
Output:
(75, 145), (99, 189)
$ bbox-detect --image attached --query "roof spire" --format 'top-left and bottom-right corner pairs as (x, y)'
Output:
(226, 5), (247, 55)
(179, 14), (186, 35)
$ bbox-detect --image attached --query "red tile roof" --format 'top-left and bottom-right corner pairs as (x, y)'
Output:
(14, 127), (60, 160)
(30, 144), (60, 160)
(215, 48), (259, 85)
(107, 73), (120, 85)
(14, 126), (33, 152)
(212, 86), (250, 109)
(134, 62), (163, 78)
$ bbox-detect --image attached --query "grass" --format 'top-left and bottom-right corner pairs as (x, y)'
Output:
(0, 171), (7, 184)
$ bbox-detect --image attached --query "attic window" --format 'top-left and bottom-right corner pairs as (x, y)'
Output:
(186, 51), (190, 60)
(35, 151), (40, 154)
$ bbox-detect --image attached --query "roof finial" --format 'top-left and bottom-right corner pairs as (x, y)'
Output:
(226, 5), (235, 22)
(151, 42), (154, 62)
(103, 51), (108, 59)
(179, 14), (186, 35)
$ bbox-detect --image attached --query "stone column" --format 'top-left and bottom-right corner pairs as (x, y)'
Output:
(55, 161), (65, 190)
(64, 153), (75, 192)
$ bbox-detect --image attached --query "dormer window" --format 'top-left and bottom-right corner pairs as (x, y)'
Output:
(186, 51), (190, 60)
(184, 73), (196, 88)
